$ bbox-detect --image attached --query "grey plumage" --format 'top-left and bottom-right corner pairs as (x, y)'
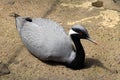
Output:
(16, 17), (75, 63)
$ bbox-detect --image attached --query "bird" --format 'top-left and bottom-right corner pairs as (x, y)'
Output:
(11, 13), (97, 69)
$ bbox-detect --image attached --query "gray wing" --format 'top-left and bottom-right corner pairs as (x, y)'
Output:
(20, 19), (73, 62)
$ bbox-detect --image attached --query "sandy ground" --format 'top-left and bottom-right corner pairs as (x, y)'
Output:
(0, 0), (120, 80)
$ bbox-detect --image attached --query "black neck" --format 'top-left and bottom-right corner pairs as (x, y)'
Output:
(68, 34), (85, 69)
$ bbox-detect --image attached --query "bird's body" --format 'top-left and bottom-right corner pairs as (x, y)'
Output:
(12, 13), (97, 69)
(19, 18), (75, 63)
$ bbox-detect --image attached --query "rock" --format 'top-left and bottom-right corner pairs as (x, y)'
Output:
(0, 62), (10, 76)
(113, 0), (120, 3)
(92, 0), (103, 7)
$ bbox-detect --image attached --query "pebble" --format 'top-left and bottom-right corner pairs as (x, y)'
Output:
(0, 62), (10, 76)
(92, 0), (103, 7)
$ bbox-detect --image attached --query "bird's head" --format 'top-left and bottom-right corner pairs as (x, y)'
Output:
(69, 25), (97, 44)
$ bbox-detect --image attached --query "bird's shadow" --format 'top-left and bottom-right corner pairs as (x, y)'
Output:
(84, 58), (111, 71)
(84, 58), (114, 73)
(41, 58), (111, 71)
(30, 51), (111, 71)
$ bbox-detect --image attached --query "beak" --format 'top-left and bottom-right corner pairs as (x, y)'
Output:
(87, 38), (98, 45)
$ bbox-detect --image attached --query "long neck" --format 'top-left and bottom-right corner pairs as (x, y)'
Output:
(69, 34), (85, 69)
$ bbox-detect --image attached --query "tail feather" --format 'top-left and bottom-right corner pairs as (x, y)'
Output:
(9, 12), (20, 18)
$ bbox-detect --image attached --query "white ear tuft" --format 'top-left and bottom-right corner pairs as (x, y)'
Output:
(69, 29), (78, 36)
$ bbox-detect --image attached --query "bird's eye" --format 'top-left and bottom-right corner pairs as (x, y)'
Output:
(79, 32), (83, 35)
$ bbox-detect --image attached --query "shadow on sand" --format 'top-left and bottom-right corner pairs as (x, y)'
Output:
(42, 58), (112, 71)
(84, 58), (111, 71)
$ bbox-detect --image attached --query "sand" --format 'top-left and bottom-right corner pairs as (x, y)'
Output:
(0, 0), (120, 80)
